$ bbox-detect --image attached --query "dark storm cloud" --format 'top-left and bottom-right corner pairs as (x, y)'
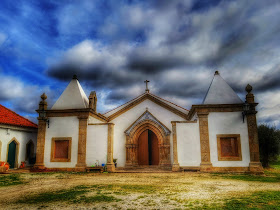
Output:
(255, 64), (280, 92)
(2, 0), (275, 126)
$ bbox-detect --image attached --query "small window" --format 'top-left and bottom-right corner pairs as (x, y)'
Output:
(217, 134), (242, 161)
(51, 137), (72, 162)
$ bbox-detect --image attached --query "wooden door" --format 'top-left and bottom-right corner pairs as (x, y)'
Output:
(149, 131), (159, 165)
(8, 141), (17, 168)
(138, 130), (149, 165)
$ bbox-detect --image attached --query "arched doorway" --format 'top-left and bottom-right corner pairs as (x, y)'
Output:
(7, 139), (19, 168)
(26, 140), (35, 164)
(138, 129), (159, 165)
(125, 111), (171, 168)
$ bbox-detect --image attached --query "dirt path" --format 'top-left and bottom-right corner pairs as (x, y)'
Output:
(1, 172), (279, 209)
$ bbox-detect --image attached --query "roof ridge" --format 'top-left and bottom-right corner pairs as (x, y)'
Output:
(103, 92), (147, 115)
(0, 104), (38, 128)
(149, 93), (189, 111)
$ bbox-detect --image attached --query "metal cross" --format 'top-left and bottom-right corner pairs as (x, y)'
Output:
(144, 80), (150, 93)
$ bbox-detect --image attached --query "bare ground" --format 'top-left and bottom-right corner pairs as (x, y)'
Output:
(0, 172), (280, 209)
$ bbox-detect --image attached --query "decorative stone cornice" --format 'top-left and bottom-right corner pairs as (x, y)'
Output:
(45, 108), (108, 122)
(187, 104), (243, 120)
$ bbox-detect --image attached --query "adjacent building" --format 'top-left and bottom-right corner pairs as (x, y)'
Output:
(0, 105), (37, 168)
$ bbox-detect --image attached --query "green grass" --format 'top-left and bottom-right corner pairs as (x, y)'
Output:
(17, 185), (89, 204)
(221, 191), (280, 209)
(16, 184), (156, 204)
(211, 160), (280, 183)
(212, 173), (280, 183)
(270, 159), (280, 169)
(182, 191), (280, 209)
(0, 174), (24, 187)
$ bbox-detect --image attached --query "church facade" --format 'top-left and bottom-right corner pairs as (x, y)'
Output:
(34, 71), (263, 173)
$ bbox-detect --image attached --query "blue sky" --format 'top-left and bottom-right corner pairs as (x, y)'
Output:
(0, 0), (280, 128)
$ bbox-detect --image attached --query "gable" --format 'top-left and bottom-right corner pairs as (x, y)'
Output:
(104, 93), (188, 121)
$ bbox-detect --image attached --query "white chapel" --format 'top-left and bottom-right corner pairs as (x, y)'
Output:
(34, 71), (263, 173)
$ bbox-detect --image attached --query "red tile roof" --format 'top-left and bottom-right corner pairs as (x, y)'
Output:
(0, 104), (38, 129)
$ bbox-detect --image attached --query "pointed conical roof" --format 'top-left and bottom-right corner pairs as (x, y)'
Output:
(51, 76), (89, 110)
(203, 71), (243, 104)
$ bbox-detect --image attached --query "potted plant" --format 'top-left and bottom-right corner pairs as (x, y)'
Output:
(113, 159), (117, 167)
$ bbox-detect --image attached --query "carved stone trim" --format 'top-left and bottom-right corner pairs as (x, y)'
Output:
(171, 122), (180, 171)
(188, 104), (243, 120)
(217, 134), (242, 161)
(51, 137), (72, 162)
(125, 119), (171, 168)
(107, 93), (188, 121)
(6, 137), (20, 168)
(197, 113), (212, 171)
(125, 110), (171, 136)
(45, 109), (108, 122)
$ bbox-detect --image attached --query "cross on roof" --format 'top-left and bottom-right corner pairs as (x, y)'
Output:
(144, 80), (150, 93)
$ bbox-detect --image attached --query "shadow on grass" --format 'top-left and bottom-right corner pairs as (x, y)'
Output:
(0, 174), (24, 187)
(16, 184), (157, 204)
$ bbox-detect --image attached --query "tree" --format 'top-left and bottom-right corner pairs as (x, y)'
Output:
(258, 124), (280, 168)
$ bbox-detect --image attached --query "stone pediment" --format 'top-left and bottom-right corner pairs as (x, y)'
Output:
(124, 110), (171, 136)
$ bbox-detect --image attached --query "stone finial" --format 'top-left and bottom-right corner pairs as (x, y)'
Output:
(245, 84), (254, 104)
(72, 74), (78, 80)
(39, 93), (48, 110)
(245, 84), (252, 93)
(214, 71), (219, 75)
(89, 91), (97, 112)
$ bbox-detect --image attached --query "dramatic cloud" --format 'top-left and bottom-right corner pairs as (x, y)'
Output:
(0, 0), (280, 127)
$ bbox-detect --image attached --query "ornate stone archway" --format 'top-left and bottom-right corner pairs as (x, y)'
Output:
(124, 111), (171, 168)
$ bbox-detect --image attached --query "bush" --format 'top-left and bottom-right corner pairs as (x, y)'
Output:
(258, 124), (280, 168)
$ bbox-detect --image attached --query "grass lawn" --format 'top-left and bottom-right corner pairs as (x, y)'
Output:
(0, 163), (279, 209)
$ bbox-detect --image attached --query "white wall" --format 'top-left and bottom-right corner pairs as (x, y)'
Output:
(208, 112), (250, 167)
(44, 117), (79, 168)
(86, 124), (108, 166)
(0, 127), (37, 167)
(177, 122), (201, 166)
(111, 99), (185, 167)
(88, 116), (103, 124)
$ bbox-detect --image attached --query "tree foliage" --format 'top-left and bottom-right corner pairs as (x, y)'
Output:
(258, 124), (280, 168)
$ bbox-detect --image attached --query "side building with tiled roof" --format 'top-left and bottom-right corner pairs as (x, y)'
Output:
(0, 105), (37, 168)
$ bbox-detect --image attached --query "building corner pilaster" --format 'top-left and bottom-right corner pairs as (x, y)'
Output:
(75, 115), (89, 171)
(34, 119), (47, 169)
(171, 122), (180, 172)
(245, 84), (263, 173)
(197, 112), (213, 172)
(107, 123), (115, 172)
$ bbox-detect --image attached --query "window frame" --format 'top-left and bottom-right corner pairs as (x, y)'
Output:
(51, 137), (72, 162)
(217, 134), (242, 161)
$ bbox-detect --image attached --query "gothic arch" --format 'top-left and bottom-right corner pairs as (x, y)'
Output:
(125, 112), (171, 168)
(26, 140), (35, 164)
(6, 137), (20, 168)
